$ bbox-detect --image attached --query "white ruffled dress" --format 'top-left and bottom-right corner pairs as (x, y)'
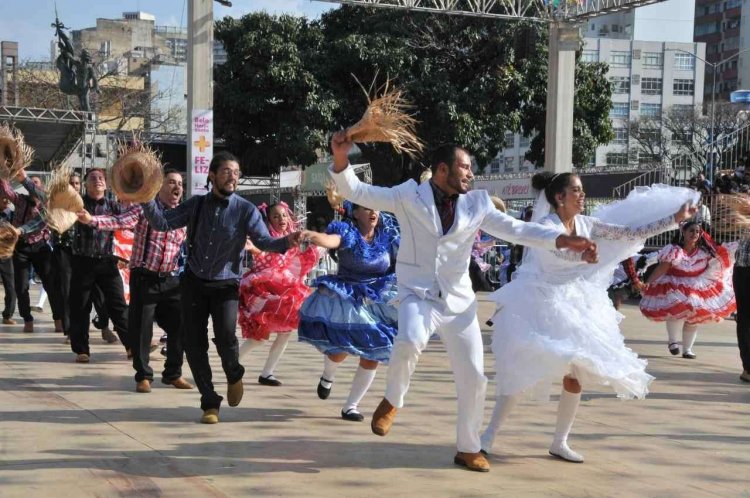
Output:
(488, 185), (699, 400)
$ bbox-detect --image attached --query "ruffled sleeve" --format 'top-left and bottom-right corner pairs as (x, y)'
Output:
(326, 221), (354, 250)
(658, 244), (684, 265)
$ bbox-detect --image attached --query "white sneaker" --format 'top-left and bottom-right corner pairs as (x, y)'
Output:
(549, 441), (584, 463)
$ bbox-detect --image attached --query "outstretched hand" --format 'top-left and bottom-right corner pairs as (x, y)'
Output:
(674, 202), (698, 223)
(331, 131), (353, 173)
(556, 235), (599, 264)
(287, 231), (303, 247)
(76, 210), (92, 225)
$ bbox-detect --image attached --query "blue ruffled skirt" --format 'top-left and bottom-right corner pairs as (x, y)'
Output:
(298, 274), (398, 363)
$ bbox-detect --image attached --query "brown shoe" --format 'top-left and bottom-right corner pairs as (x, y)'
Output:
(23, 321), (33, 333)
(200, 408), (219, 424)
(227, 379), (244, 407)
(2, 318), (16, 325)
(166, 377), (194, 390)
(75, 353), (90, 364)
(454, 452), (490, 472)
(136, 379), (152, 393)
(740, 370), (750, 383)
(371, 398), (397, 436)
(54, 319), (63, 333)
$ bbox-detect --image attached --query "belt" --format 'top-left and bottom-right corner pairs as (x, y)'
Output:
(132, 267), (179, 279)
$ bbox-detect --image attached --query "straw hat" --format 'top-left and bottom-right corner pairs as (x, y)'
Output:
(0, 221), (19, 259)
(0, 123), (33, 181)
(43, 165), (84, 233)
(489, 195), (506, 213)
(110, 140), (163, 203)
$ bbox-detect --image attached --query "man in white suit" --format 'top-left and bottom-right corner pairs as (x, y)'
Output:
(328, 131), (596, 472)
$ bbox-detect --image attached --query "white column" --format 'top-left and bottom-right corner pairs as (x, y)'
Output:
(544, 22), (580, 173)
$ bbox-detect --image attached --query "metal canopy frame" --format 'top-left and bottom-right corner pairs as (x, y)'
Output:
(315, 0), (666, 22)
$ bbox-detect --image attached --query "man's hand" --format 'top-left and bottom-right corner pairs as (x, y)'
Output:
(76, 210), (93, 225)
(674, 202), (698, 223)
(16, 169), (27, 182)
(331, 130), (353, 173)
(287, 231), (303, 247)
(582, 247), (599, 264)
(555, 234), (596, 253)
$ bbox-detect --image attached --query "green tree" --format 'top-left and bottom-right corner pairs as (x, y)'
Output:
(214, 13), (337, 176)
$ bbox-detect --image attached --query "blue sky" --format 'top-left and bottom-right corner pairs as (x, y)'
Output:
(2, 0), (693, 61)
(1, 0), (336, 61)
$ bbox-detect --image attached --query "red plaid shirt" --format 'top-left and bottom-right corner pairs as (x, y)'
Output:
(0, 178), (49, 245)
(90, 199), (186, 273)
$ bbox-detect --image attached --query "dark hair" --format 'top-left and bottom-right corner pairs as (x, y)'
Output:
(430, 144), (468, 174)
(163, 168), (182, 179)
(209, 151), (239, 175)
(531, 171), (577, 207)
(84, 168), (106, 180)
(673, 220), (715, 257)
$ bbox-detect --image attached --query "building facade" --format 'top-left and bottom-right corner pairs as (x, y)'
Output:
(694, 0), (742, 100)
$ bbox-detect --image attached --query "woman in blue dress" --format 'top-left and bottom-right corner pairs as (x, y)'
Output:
(299, 201), (399, 422)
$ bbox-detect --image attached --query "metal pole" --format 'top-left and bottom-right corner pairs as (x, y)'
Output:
(710, 63), (716, 185)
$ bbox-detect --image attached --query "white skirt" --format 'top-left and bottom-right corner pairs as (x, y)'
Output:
(489, 276), (654, 400)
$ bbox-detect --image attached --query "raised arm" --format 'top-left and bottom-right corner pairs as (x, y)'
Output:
(84, 204), (142, 232)
(328, 130), (398, 213)
(590, 202), (696, 241)
(141, 196), (197, 231)
(245, 204), (289, 253)
(0, 179), (18, 203)
(303, 230), (342, 250)
(19, 174), (46, 203)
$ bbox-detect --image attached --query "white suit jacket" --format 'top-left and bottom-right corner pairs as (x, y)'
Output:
(329, 165), (561, 314)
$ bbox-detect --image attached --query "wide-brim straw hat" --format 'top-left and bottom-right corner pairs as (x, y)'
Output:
(49, 184), (84, 213)
(0, 221), (19, 259)
(46, 208), (78, 233)
(45, 165), (84, 224)
(0, 124), (33, 181)
(110, 142), (163, 203)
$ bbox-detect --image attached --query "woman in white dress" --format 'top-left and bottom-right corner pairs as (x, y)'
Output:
(480, 171), (698, 463)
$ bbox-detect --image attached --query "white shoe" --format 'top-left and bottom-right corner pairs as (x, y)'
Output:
(31, 306), (43, 312)
(549, 441), (584, 463)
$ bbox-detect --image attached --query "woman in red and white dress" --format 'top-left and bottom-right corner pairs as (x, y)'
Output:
(640, 220), (737, 359)
(238, 202), (322, 386)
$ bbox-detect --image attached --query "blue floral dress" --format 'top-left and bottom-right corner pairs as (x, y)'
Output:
(298, 214), (399, 363)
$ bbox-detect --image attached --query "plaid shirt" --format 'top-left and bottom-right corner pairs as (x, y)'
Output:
(73, 195), (123, 258)
(735, 238), (750, 267)
(90, 198), (186, 273)
(0, 178), (49, 245)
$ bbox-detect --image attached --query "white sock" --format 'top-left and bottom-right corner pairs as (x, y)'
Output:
(343, 366), (377, 413)
(239, 338), (263, 359)
(551, 389), (581, 448)
(682, 324), (698, 352)
(321, 356), (340, 388)
(261, 333), (291, 378)
(480, 393), (521, 452)
(666, 320), (682, 345)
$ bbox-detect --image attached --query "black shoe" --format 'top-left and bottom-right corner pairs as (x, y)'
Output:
(479, 449), (488, 456)
(682, 351), (696, 359)
(341, 408), (364, 422)
(485, 319), (494, 327)
(317, 377), (332, 400)
(258, 375), (282, 387)
(668, 342), (680, 356)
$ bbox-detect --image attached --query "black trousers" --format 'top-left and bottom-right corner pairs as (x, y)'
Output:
(0, 257), (15, 319)
(13, 241), (62, 323)
(733, 265), (750, 372)
(51, 246), (73, 332)
(181, 270), (244, 411)
(91, 283), (110, 330)
(69, 255), (129, 356)
(129, 270), (184, 383)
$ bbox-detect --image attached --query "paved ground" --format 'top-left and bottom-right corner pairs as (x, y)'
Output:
(1, 288), (749, 497)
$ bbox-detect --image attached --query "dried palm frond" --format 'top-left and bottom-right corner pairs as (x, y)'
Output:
(110, 139), (163, 202)
(712, 194), (750, 235)
(0, 221), (19, 259)
(46, 209), (78, 233)
(325, 180), (345, 210)
(0, 124), (34, 181)
(44, 164), (84, 233)
(345, 76), (423, 159)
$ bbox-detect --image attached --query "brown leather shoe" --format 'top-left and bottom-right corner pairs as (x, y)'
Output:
(200, 408), (219, 424)
(54, 319), (63, 333)
(454, 452), (490, 472)
(136, 379), (152, 393)
(23, 321), (33, 333)
(371, 398), (397, 436)
(166, 377), (194, 390)
(227, 379), (243, 407)
(75, 353), (90, 364)
(2, 318), (16, 325)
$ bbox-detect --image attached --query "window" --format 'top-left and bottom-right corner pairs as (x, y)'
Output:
(641, 103), (662, 117)
(610, 51), (631, 67)
(673, 79), (695, 96)
(489, 158), (501, 174)
(503, 133), (514, 149)
(643, 52), (663, 67)
(641, 77), (662, 95)
(640, 128), (662, 143)
(610, 76), (631, 94)
(613, 128), (629, 144)
(672, 104), (694, 116)
(581, 50), (598, 63)
(610, 102), (630, 118)
(674, 53), (696, 70)
(519, 135), (530, 147)
(606, 153), (629, 167)
(504, 156), (514, 169)
(672, 131), (693, 145)
(639, 153), (661, 166)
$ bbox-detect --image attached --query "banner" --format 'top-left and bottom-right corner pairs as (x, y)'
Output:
(190, 109), (213, 197)
(474, 177), (533, 200)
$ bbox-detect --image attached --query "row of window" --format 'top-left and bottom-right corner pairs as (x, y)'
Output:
(610, 129), (694, 145)
(582, 50), (695, 70)
(611, 76), (695, 95)
(610, 103), (694, 118)
(605, 152), (671, 167)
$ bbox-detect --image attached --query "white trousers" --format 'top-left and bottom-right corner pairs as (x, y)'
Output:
(384, 295), (487, 453)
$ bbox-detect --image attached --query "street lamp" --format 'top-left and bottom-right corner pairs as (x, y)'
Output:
(666, 47), (750, 185)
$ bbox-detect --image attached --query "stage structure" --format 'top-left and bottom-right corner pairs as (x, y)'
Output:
(315, 0), (668, 173)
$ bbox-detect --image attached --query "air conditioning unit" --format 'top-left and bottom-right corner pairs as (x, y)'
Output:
(632, 74), (641, 85)
(632, 49), (641, 60)
(631, 100), (640, 110)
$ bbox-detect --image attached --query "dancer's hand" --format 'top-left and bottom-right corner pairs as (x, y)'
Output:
(674, 202), (698, 223)
(555, 234), (596, 253)
(76, 210), (92, 224)
(582, 246), (599, 264)
(286, 231), (303, 247)
(331, 131), (353, 173)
